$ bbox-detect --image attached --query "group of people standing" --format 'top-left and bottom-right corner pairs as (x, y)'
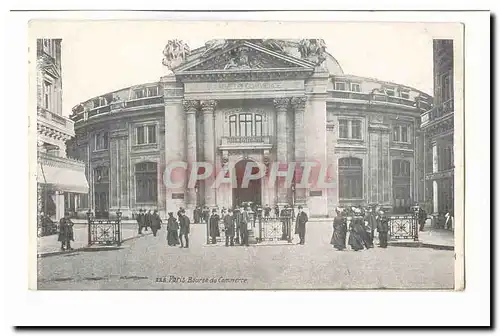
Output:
(330, 205), (390, 251)
(208, 205), (251, 246)
(164, 208), (191, 248)
(135, 209), (163, 236)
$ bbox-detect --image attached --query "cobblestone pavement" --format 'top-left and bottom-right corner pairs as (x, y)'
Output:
(37, 222), (454, 290)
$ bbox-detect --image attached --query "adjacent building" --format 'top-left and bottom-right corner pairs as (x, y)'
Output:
(37, 39), (89, 226)
(421, 39), (454, 217)
(68, 39), (432, 218)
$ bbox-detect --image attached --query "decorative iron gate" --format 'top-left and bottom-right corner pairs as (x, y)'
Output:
(87, 211), (122, 246)
(257, 216), (293, 242)
(388, 214), (418, 241)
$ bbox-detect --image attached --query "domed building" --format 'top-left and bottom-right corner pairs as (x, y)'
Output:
(68, 39), (432, 219)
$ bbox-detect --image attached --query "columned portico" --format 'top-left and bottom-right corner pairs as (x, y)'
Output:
(201, 99), (217, 207)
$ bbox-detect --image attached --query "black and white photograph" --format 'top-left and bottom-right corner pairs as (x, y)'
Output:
(29, 20), (465, 291)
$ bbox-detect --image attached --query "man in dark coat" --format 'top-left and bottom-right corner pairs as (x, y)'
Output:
(233, 207), (241, 245)
(209, 208), (220, 244)
(264, 204), (271, 217)
(280, 206), (290, 241)
(363, 207), (377, 248)
(136, 209), (145, 234)
(193, 206), (200, 224)
(417, 205), (427, 231)
(144, 210), (152, 231)
(377, 211), (390, 248)
(294, 205), (309, 245)
(179, 209), (191, 248)
(274, 204), (280, 218)
(240, 206), (250, 246)
(58, 213), (74, 251)
(150, 210), (162, 237)
(331, 208), (347, 250)
(224, 209), (235, 247)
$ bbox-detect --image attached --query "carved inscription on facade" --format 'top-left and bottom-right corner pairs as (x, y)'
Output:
(185, 80), (304, 93)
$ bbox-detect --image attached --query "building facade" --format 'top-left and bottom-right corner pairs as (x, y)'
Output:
(421, 39), (455, 217)
(68, 39), (432, 218)
(37, 39), (89, 225)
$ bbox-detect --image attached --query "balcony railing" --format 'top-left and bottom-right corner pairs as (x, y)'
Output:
(421, 99), (454, 127)
(330, 90), (432, 110)
(124, 96), (163, 108)
(37, 106), (69, 127)
(88, 105), (111, 118)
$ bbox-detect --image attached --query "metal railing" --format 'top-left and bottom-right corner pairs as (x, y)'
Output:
(37, 106), (69, 127)
(222, 135), (271, 145)
(330, 90), (432, 110)
(421, 99), (454, 127)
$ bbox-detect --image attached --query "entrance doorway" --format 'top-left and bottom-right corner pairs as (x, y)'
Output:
(233, 159), (262, 207)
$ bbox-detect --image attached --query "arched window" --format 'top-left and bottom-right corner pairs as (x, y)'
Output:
(239, 113), (253, 137)
(338, 157), (363, 199)
(229, 115), (237, 136)
(136, 162), (158, 203)
(392, 159), (411, 213)
(254, 114), (263, 137)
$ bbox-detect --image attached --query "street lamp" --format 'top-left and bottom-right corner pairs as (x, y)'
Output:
(86, 209), (93, 246)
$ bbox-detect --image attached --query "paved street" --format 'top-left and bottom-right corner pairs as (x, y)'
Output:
(37, 221), (454, 290)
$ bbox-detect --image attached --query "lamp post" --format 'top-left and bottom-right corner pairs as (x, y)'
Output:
(86, 209), (93, 246)
(116, 209), (122, 245)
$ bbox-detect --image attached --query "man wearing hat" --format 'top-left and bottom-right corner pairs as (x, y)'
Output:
(294, 205), (309, 245)
(208, 208), (221, 244)
(240, 205), (250, 246)
(377, 210), (390, 248)
(136, 209), (145, 234)
(223, 209), (235, 247)
(178, 208), (191, 248)
(166, 212), (179, 246)
(150, 209), (162, 237)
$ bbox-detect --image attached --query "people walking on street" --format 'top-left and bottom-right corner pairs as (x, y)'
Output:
(150, 209), (162, 237)
(294, 205), (309, 245)
(179, 209), (190, 248)
(166, 212), (179, 246)
(58, 213), (74, 251)
(417, 203), (427, 231)
(209, 208), (221, 244)
(240, 206), (250, 246)
(331, 208), (347, 250)
(377, 210), (389, 248)
(348, 208), (366, 251)
(144, 210), (152, 231)
(224, 209), (235, 247)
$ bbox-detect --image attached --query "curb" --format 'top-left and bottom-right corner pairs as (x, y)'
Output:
(37, 232), (153, 258)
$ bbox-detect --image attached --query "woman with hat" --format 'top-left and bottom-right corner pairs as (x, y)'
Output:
(166, 212), (179, 246)
(330, 207), (347, 250)
(347, 207), (365, 251)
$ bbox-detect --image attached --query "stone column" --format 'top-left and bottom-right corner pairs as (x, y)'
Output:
(201, 100), (217, 207)
(274, 97), (290, 205)
(184, 100), (199, 209)
(431, 141), (439, 213)
(53, 191), (65, 221)
(291, 96), (307, 206)
(432, 141), (439, 173)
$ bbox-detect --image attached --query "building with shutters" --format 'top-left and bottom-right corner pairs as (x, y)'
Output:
(36, 39), (89, 226)
(67, 39), (432, 218)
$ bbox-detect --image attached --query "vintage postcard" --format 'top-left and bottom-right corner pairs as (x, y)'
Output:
(29, 20), (464, 291)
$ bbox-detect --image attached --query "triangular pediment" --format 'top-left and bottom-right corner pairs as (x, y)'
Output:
(175, 40), (315, 73)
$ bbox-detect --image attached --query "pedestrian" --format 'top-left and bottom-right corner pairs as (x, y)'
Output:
(136, 208), (144, 234)
(179, 209), (190, 248)
(150, 209), (162, 237)
(58, 213), (74, 251)
(233, 207), (241, 245)
(177, 207), (184, 219)
(193, 206), (200, 224)
(209, 208), (220, 244)
(377, 210), (389, 248)
(166, 212), (179, 246)
(274, 204), (280, 218)
(348, 208), (365, 251)
(280, 206), (290, 240)
(365, 205), (378, 244)
(330, 208), (347, 250)
(203, 206), (210, 224)
(417, 204), (427, 231)
(362, 208), (375, 249)
(294, 205), (309, 245)
(264, 204), (271, 217)
(240, 206), (250, 246)
(224, 209), (235, 247)
(144, 210), (152, 231)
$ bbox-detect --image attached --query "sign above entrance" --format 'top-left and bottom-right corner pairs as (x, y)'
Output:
(185, 80), (304, 94)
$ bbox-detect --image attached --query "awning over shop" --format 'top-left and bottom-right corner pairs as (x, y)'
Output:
(37, 163), (89, 194)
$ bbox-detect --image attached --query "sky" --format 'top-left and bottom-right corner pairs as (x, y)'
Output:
(56, 22), (437, 116)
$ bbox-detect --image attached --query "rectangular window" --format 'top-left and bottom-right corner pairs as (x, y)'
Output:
(442, 73), (452, 102)
(147, 86), (159, 97)
(229, 115), (237, 136)
(385, 87), (395, 96)
(95, 132), (109, 150)
(350, 83), (361, 92)
(335, 82), (347, 91)
(134, 90), (145, 99)
(351, 120), (362, 139)
(147, 125), (156, 144)
(338, 120), (349, 139)
(43, 80), (52, 110)
(400, 89), (410, 99)
(401, 126), (409, 143)
(136, 126), (146, 145)
(393, 125), (410, 143)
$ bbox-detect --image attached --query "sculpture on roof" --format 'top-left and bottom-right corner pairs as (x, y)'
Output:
(162, 40), (191, 71)
(298, 39), (327, 65)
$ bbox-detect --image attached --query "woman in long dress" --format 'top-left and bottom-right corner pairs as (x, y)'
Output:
(348, 208), (365, 251)
(330, 208), (347, 250)
(166, 212), (179, 246)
